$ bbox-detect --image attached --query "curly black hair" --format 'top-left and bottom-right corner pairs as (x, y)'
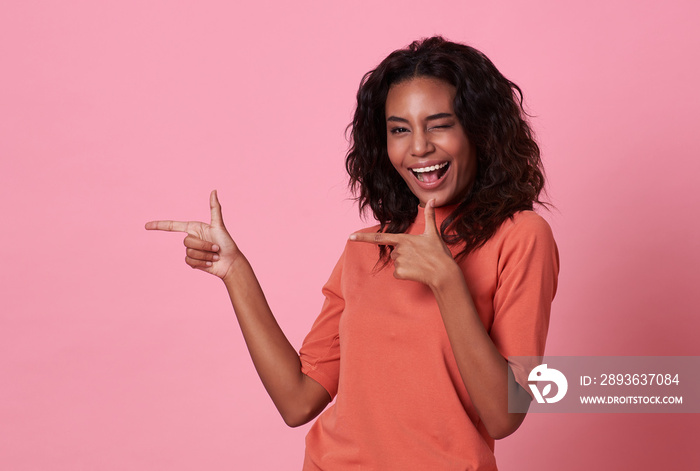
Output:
(345, 36), (546, 261)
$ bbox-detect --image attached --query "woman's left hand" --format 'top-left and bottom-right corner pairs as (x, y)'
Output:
(349, 199), (458, 289)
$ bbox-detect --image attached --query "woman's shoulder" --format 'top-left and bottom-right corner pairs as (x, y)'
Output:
(500, 210), (552, 233)
(490, 210), (556, 249)
(350, 223), (382, 235)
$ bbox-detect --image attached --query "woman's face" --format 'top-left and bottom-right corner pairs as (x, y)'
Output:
(385, 76), (477, 207)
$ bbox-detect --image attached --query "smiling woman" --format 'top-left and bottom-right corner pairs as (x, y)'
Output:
(346, 37), (547, 264)
(147, 36), (558, 471)
(385, 77), (477, 207)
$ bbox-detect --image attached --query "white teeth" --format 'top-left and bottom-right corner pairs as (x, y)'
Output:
(411, 162), (449, 173)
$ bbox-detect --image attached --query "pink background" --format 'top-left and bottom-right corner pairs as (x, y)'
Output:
(2, 1), (699, 469)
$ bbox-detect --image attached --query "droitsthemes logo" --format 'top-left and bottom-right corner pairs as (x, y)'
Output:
(528, 364), (568, 404)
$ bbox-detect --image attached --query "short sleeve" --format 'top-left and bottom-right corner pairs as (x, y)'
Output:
(298, 247), (346, 399)
(489, 212), (559, 393)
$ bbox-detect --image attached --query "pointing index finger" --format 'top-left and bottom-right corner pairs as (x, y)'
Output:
(144, 220), (190, 233)
(349, 231), (403, 245)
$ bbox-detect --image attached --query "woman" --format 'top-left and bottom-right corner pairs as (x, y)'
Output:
(146, 36), (558, 470)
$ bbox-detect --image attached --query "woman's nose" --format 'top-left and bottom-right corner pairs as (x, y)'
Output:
(410, 130), (435, 157)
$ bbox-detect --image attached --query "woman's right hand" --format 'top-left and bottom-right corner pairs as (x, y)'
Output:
(146, 189), (331, 426)
(145, 190), (240, 280)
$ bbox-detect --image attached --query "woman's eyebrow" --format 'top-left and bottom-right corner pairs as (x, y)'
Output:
(386, 116), (409, 123)
(425, 112), (453, 121)
(386, 112), (454, 123)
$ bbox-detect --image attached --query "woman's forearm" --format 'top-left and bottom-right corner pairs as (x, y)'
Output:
(430, 264), (529, 439)
(222, 255), (331, 427)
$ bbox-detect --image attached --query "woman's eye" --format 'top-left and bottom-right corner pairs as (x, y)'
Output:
(430, 124), (453, 130)
(389, 127), (409, 135)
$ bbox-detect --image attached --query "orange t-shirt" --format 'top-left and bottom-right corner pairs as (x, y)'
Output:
(299, 207), (559, 470)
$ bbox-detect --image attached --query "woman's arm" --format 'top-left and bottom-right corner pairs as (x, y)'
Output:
(349, 199), (534, 439)
(220, 254), (332, 427)
(146, 191), (331, 427)
(429, 263), (530, 438)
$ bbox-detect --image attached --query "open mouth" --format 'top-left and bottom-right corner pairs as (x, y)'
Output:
(411, 162), (450, 183)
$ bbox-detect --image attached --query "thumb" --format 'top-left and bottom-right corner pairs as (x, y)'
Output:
(210, 189), (225, 226)
(423, 199), (439, 236)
